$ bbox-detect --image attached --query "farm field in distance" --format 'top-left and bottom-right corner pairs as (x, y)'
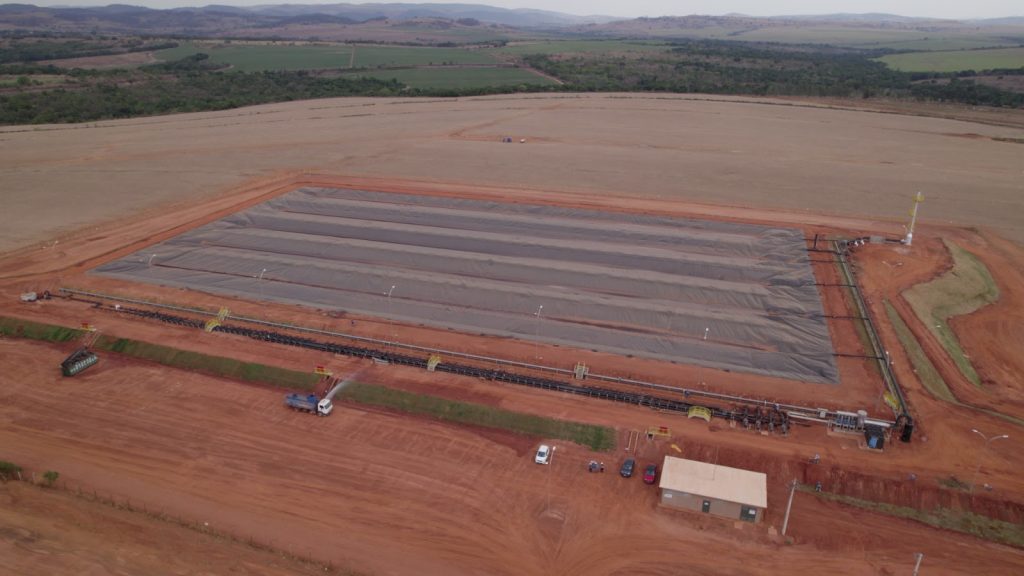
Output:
(731, 27), (1024, 49)
(581, 22), (1024, 50)
(134, 36), (1024, 77)
(730, 25), (935, 45)
(145, 40), (555, 89)
(6, 22), (1024, 126)
(350, 44), (497, 67)
(345, 65), (554, 87)
(154, 41), (499, 71)
(154, 41), (352, 71)
(870, 35), (1024, 51)
(878, 46), (1024, 72)
(493, 39), (672, 55)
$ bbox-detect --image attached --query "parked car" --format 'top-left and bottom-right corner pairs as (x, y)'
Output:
(535, 444), (552, 465)
(620, 458), (636, 478)
(643, 463), (658, 484)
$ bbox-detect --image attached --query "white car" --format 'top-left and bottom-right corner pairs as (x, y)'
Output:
(535, 444), (552, 465)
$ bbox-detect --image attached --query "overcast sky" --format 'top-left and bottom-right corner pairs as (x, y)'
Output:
(25, 1), (1022, 20)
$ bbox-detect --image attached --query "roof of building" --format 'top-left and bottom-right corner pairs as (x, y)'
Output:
(658, 456), (767, 509)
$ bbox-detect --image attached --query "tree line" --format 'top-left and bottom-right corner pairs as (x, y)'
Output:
(522, 40), (1024, 107)
(1, 39), (1021, 125)
(0, 37), (178, 64)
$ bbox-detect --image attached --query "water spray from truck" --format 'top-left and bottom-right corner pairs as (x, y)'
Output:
(283, 368), (366, 416)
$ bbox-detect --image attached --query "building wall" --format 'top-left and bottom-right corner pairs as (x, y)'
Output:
(660, 489), (762, 523)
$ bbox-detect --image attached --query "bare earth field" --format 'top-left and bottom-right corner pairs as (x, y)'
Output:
(2, 339), (1024, 576)
(2, 93), (1024, 575)
(40, 50), (157, 69)
(1, 93), (1023, 253)
(0, 481), (329, 576)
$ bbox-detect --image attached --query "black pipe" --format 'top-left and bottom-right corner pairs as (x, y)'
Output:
(109, 305), (759, 423)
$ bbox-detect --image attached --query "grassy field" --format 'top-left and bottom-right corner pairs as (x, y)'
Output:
(386, 22), (522, 43)
(0, 315), (316, 389)
(347, 66), (555, 89)
(872, 35), (1024, 51)
(493, 29), (1024, 51)
(151, 42), (204, 61)
(881, 302), (1024, 426)
(884, 301), (955, 403)
(879, 47), (1024, 71)
(94, 336), (319, 389)
(803, 485), (1024, 548)
(339, 382), (615, 450)
(351, 45), (495, 67)
(729, 26), (935, 45)
(154, 42), (352, 71)
(0, 316), (84, 342)
(493, 40), (670, 56)
(903, 240), (999, 386)
(154, 42), (497, 71)
(705, 27), (1024, 50)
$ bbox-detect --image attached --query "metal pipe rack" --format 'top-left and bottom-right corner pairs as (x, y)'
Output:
(59, 287), (895, 430)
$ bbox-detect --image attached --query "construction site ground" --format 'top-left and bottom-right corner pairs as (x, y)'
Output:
(0, 480), (330, 576)
(3, 338), (1023, 576)
(2, 93), (1023, 575)
(0, 175), (887, 411)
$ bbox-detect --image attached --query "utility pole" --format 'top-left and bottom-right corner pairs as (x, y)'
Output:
(386, 284), (396, 346)
(781, 479), (797, 536)
(903, 191), (924, 246)
(912, 552), (924, 575)
(534, 305), (544, 361)
(698, 326), (709, 386)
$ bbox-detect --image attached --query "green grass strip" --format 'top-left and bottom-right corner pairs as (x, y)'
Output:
(881, 303), (1024, 426)
(884, 301), (955, 403)
(803, 486), (1024, 549)
(0, 316), (84, 343)
(903, 239), (999, 387)
(339, 382), (615, 451)
(93, 336), (318, 390)
(1, 316), (317, 389)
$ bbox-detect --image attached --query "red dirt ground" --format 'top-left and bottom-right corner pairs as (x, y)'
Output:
(2, 175), (1023, 574)
(0, 481), (330, 576)
(855, 228), (1024, 421)
(3, 339), (1023, 576)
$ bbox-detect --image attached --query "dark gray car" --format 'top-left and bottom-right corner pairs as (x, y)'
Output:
(620, 458), (636, 478)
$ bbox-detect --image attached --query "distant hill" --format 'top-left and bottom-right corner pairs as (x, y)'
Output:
(569, 13), (1024, 39)
(0, 5), (1020, 42)
(0, 4), (274, 35)
(246, 3), (617, 27)
(0, 3), (618, 37)
(777, 13), (951, 24)
(972, 16), (1024, 26)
